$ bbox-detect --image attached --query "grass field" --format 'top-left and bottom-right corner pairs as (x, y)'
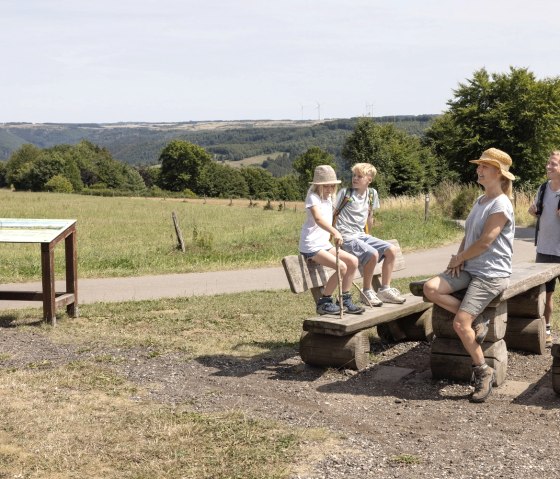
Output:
(0, 189), (463, 283)
(222, 152), (286, 168)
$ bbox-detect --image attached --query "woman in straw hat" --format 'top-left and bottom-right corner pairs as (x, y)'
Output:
(423, 148), (515, 403)
(299, 165), (365, 315)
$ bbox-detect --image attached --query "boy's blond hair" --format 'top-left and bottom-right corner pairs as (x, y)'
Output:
(352, 163), (377, 179)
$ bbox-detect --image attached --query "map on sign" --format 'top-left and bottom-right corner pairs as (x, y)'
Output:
(0, 219), (77, 243)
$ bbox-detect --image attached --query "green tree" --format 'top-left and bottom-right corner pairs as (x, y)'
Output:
(342, 118), (437, 195)
(0, 161), (6, 187)
(239, 167), (279, 199)
(158, 140), (212, 193)
(424, 67), (560, 188)
(45, 175), (74, 193)
(198, 162), (249, 198)
(5, 144), (42, 190)
(292, 146), (337, 197)
(276, 174), (300, 201)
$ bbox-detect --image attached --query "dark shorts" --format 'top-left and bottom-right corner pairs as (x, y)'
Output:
(300, 248), (331, 262)
(536, 253), (560, 293)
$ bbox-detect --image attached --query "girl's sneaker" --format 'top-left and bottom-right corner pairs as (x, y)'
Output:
(316, 296), (340, 315)
(338, 292), (365, 315)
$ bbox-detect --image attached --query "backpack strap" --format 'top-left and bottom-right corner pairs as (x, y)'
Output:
(332, 188), (353, 227)
(534, 181), (549, 246)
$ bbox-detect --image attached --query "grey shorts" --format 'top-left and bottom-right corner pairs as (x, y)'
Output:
(439, 270), (509, 317)
(341, 236), (392, 267)
(536, 253), (560, 293)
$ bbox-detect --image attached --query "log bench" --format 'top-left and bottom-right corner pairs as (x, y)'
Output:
(409, 262), (560, 386)
(552, 344), (560, 395)
(282, 240), (433, 370)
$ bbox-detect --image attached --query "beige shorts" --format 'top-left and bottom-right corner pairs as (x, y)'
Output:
(439, 270), (509, 317)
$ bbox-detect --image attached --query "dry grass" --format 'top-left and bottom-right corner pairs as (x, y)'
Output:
(0, 366), (315, 478)
(0, 290), (326, 478)
(431, 180), (536, 227)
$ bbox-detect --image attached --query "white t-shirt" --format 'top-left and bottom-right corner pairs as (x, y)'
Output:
(299, 192), (333, 253)
(334, 188), (380, 239)
(463, 194), (514, 278)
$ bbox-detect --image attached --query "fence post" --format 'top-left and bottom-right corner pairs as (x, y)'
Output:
(172, 212), (186, 252)
(424, 193), (430, 221)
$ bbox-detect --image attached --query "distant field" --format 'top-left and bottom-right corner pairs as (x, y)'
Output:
(222, 151), (286, 168)
(0, 189), (462, 283)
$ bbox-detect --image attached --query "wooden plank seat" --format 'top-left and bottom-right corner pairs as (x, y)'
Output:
(409, 262), (560, 386)
(282, 239), (433, 370)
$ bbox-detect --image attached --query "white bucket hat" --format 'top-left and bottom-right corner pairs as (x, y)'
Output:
(310, 165), (341, 185)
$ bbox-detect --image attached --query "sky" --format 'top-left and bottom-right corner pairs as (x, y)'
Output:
(2, 0), (560, 124)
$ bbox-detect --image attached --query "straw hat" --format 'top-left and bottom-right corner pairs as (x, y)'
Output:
(470, 148), (515, 180)
(310, 165), (341, 185)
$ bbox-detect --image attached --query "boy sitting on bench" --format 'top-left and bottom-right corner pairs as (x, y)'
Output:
(334, 163), (406, 306)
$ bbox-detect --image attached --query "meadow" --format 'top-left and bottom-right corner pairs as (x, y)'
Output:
(0, 189), (467, 283)
(0, 187), (552, 478)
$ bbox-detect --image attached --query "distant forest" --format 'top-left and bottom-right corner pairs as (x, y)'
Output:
(0, 115), (437, 177)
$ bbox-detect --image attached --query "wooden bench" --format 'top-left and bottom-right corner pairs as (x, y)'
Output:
(409, 262), (560, 386)
(282, 240), (433, 370)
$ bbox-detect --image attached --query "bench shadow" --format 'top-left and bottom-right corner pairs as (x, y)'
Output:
(195, 341), (325, 381)
(510, 369), (560, 409)
(0, 314), (44, 328)
(315, 341), (472, 401)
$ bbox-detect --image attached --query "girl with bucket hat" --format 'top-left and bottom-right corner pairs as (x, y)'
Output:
(423, 148), (515, 403)
(299, 165), (365, 315)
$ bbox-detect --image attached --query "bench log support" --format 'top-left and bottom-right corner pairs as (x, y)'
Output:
(552, 344), (560, 395)
(410, 262), (560, 385)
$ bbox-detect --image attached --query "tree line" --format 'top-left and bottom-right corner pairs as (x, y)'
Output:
(1, 67), (559, 199)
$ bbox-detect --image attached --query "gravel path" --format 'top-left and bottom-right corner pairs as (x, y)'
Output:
(1, 329), (559, 479)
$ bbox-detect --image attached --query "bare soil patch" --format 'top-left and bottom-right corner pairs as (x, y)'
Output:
(1, 327), (559, 479)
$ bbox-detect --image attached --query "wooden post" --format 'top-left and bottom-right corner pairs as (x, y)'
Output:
(65, 227), (78, 318)
(336, 245), (343, 319)
(424, 193), (430, 221)
(172, 212), (185, 252)
(41, 242), (56, 325)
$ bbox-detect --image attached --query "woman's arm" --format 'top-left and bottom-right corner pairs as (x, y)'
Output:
(448, 212), (509, 269)
(446, 237), (465, 277)
(309, 205), (343, 245)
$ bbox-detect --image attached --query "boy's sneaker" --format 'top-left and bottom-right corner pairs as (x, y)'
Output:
(470, 365), (495, 403)
(337, 292), (365, 315)
(546, 333), (553, 348)
(316, 296), (340, 316)
(472, 313), (490, 344)
(361, 289), (383, 307)
(377, 287), (406, 304)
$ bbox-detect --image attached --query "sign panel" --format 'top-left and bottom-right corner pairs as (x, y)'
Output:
(0, 219), (76, 243)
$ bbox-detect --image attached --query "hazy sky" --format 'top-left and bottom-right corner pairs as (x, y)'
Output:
(2, 0), (560, 123)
